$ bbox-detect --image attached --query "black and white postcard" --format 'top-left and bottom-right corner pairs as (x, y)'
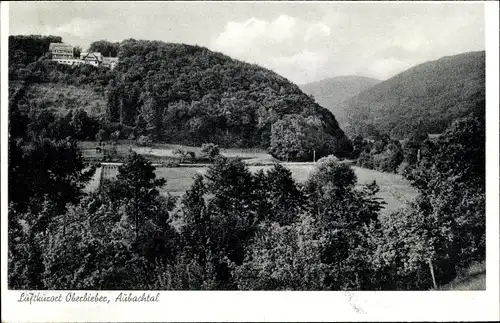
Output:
(1, 1), (499, 322)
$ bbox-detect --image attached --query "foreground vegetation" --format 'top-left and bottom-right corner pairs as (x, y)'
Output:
(9, 111), (484, 290)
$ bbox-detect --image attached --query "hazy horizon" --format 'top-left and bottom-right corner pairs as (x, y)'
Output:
(9, 2), (485, 84)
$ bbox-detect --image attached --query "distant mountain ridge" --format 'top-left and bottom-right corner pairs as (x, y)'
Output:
(299, 75), (381, 123)
(339, 51), (485, 139)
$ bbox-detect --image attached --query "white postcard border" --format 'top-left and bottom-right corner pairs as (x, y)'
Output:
(1, 1), (498, 322)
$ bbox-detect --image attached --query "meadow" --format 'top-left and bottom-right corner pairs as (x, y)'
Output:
(90, 162), (419, 216)
(79, 141), (277, 164)
(82, 140), (419, 215)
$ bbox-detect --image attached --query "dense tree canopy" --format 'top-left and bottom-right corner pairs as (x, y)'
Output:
(105, 39), (351, 158)
(9, 35), (62, 66)
(10, 36), (352, 160)
(89, 40), (120, 57)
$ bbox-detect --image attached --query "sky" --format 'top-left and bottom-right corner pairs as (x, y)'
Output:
(9, 1), (485, 84)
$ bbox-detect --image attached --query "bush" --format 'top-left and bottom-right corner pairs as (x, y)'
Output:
(201, 143), (220, 161)
(95, 129), (109, 144)
(137, 135), (152, 147)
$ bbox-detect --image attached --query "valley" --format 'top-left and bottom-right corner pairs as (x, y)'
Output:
(8, 32), (486, 293)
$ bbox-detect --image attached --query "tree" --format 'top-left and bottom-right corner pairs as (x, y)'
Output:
(71, 109), (97, 140)
(304, 156), (385, 289)
(351, 135), (367, 159)
(96, 129), (110, 145)
(89, 40), (120, 57)
(103, 152), (168, 243)
(9, 35), (62, 65)
(200, 158), (259, 288)
(9, 136), (95, 216)
(137, 135), (152, 147)
(387, 114), (486, 288)
(73, 46), (82, 58)
(201, 143), (220, 161)
(110, 130), (121, 144)
(181, 175), (210, 266)
(253, 163), (306, 225)
(233, 215), (329, 290)
(42, 198), (155, 289)
(269, 115), (316, 161)
(173, 148), (187, 163)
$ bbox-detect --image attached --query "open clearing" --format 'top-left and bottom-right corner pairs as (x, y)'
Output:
(91, 162), (419, 216)
(82, 141), (419, 215)
(154, 165), (418, 215)
(80, 141), (277, 164)
(437, 262), (486, 290)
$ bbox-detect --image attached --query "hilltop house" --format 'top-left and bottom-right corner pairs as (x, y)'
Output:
(48, 43), (118, 69)
(49, 43), (85, 66)
(49, 43), (73, 59)
(80, 52), (103, 67)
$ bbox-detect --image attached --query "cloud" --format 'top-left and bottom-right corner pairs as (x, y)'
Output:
(268, 50), (330, 84)
(53, 18), (102, 39)
(211, 15), (333, 83)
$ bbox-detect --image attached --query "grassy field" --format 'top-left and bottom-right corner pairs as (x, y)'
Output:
(437, 262), (486, 290)
(25, 83), (107, 116)
(84, 141), (419, 215)
(151, 164), (418, 215)
(79, 141), (277, 164)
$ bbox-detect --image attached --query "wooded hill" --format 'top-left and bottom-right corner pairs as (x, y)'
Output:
(9, 36), (353, 160)
(339, 51), (485, 139)
(107, 40), (351, 157)
(300, 75), (380, 123)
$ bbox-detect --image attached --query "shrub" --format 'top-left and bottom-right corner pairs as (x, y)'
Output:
(201, 143), (220, 161)
(137, 135), (152, 147)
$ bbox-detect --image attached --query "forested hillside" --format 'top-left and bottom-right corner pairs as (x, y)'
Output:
(340, 51), (485, 139)
(107, 39), (351, 158)
(9, 36), (353, 161)
(12, 82), (107, 116)
(299, 76), (380, 123)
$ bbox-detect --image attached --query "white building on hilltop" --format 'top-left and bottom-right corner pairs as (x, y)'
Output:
(80, 52), (102, 67)
(48, 43), (118, 69)
(49, 43), (73, 59)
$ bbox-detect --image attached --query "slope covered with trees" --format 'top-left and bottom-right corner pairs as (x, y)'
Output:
(106, 39), (351, 158)
(10, 112), (484, 290)
(9, 36), (352, 160)
(341, 51), (485, 139)
(299, 75), (380, 123)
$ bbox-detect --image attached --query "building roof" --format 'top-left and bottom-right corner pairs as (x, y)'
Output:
(49, 43), (73, 51)
(80, 52), (103, 61)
